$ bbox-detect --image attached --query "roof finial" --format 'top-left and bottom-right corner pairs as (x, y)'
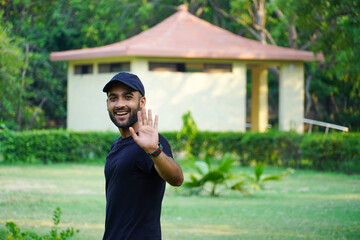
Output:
(177, 4), (188, 12)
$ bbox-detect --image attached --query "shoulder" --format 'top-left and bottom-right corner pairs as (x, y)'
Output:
(158, 134), (173, 158)
(158, 134), (171, 147)
(110, 137), (122, 151)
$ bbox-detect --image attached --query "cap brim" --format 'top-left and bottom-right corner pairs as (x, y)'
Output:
(103, 80), (138, 93)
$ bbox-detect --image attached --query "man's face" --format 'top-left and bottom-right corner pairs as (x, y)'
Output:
(106, 82), (145, 129)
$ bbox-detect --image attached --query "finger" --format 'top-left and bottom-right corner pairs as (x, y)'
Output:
(141, 108), (147, 125)
(154, 114), (159, 130)
(137, 110), (143, 126)
(148, 109), (153, 126)
(129, 127), (138, 141)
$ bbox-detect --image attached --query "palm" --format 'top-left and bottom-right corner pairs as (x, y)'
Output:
(130, 108), (159, 153)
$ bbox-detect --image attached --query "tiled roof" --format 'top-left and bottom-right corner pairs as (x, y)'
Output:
(50, 5), (323, 62)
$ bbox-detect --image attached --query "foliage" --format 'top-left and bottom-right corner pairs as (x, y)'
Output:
(300, 133), (360, 173)
(275, 0), (360, 130)
(5, 207), (79, 240)
(1, 0), (359, 130)
(0, 15), (25, 130)
(177, 111), (198, 165)
(0, 0), (180, 130)
(246, 163), (293, 190)
(0, 130), (118, 164)
(1, 130), (359, 173)
(183, 154), (290, 196)
(165, 130), (360, 173)
(183, 153), (244, 196)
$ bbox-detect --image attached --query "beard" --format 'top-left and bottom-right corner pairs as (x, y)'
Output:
(108, 104), (140, 129)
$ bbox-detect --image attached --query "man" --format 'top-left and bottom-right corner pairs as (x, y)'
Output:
(102, 72), (183, 240)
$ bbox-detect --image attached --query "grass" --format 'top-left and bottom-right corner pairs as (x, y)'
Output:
(0, 164), (359, 240)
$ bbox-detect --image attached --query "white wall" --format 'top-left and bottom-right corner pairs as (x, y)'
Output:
(67, 60), (119, 132)
(67, 58), (247, 132)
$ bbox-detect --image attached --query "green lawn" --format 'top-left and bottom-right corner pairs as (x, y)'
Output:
(0, 164), (359, 240)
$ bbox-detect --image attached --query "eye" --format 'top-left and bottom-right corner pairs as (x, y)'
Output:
(109, 96), (117, 101)
(125, 95), (133, 100)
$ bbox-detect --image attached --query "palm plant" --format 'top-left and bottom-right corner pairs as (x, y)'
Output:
(246, 163), (289, 190)
(183, 153), (246, 196)
(183, 154), (293, 196)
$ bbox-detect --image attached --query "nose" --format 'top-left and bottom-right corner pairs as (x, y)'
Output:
(114, 98), (125, 108)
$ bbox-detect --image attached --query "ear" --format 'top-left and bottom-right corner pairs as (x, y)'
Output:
(106, 98), (110, 111)
(140, 96), (146, 109)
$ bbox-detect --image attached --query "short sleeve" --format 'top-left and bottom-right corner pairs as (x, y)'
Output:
(135, 134), (173, 175)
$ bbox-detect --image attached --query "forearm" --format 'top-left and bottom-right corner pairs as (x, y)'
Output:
(152, 152), (183, 187)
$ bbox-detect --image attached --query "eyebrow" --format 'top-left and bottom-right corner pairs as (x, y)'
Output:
(107, 91), (135, 97)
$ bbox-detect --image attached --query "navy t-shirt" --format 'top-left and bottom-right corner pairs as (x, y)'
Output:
(103, 134), (173, 240)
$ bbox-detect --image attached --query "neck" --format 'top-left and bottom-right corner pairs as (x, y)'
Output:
(119, 122), (139, 138)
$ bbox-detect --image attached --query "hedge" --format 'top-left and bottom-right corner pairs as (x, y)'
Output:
(0, 130), (118, 164)
(0, 129), (359, 173)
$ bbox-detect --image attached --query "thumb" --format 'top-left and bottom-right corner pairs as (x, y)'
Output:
(129, 127), (139, 142)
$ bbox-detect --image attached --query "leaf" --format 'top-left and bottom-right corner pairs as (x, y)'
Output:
(230, 180), (247, 192)
(203, 154), (212, 169)
(183, 174), (202, 188)
(218, 153), (235, 173)
(201, 170), (224, 184)
(254, 164), (264, 182)
(194, 161), (209, 175)
(262, 175), (282, 181)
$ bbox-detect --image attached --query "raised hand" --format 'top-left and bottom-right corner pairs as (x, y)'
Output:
(130, 108), (183, 186)
(129, 108), (159, 153)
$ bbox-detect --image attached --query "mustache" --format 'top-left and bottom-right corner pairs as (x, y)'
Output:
(113, 107), (131, 112)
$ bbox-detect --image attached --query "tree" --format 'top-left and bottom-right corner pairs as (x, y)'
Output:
(201, 0), (360, 130)
(0, 19), (25, 130)
(275, 0), (360, 130)
(1, 0), (359, 130)
(0, 0), (183, 129)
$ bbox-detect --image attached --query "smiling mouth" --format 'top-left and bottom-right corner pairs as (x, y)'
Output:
(115, 111), (128, 116)
(113, 108), (131, 119)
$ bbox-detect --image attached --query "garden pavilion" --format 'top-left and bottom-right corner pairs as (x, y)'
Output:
(50, 5), (323, 133)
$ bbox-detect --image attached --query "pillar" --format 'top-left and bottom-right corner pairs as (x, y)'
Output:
(233, 62), (247, 132)
(251, 66), (268, 132)
(279, 63), (304, 133)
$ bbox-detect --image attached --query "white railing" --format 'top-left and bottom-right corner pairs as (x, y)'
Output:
(304, 118), (349, 133)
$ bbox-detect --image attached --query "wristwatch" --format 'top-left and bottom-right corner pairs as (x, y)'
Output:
(148, 142), (163, 157)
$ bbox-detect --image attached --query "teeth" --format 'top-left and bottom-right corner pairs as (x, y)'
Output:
(116, 112), (127, 115)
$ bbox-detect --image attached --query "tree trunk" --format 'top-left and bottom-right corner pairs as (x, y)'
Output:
(305, 74), (313, 116)
(252, 0), (267, 44)
(26, 97), (48, 130)
(16, 43), (29, 129)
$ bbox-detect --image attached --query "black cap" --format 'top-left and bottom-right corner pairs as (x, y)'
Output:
(103, 72), (145, 96)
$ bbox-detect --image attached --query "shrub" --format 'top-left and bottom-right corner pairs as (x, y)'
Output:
(5, 207), (79, 240)
(0, 129), (359, 173)
(183, 153), (243, 196)
(183, 154), (289, 196)
(300, 133), (360, 173)
(0, 129), (118, 164)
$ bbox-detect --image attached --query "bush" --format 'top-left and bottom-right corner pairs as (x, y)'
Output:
(5, 207), (79, 240)
(0, 129), (118, 164)
(0, 129), (359, 173)
(300, 133), (360, 173)
(183, 154), (291, 196)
